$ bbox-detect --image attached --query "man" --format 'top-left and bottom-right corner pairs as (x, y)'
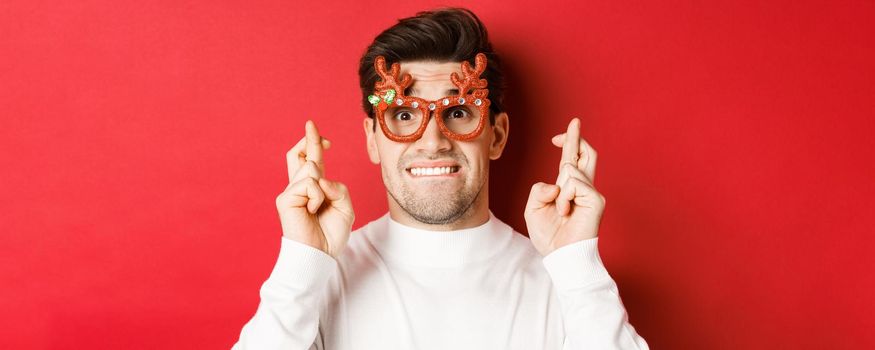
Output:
(233, 8), (648, 350)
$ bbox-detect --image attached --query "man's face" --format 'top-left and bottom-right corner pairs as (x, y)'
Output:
(364, 60), (508, 226)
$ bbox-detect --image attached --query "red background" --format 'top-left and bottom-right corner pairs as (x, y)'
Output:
(2, 0), (873, 348)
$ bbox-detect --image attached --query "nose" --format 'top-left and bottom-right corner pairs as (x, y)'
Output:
(413, 113), (452, 153)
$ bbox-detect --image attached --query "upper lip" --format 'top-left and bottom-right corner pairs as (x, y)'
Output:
(405, 161), (460, 169)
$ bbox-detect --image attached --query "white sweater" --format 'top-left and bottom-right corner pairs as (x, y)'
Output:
(233, 212), (649, 349)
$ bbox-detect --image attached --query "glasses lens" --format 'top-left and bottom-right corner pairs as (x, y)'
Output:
(383, 106), (425, 137)
(440, 105), (483, 135)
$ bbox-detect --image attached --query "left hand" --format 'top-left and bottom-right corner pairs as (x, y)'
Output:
(525, 118), (605, 256)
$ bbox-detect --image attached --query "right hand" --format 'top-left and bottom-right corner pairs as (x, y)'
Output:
(275, 120), (354, 259)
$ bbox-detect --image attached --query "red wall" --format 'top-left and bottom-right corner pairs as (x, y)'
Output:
(2, 1), (873, 348)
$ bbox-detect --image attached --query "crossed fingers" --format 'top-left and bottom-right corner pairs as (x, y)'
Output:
(282, 120), (333, 214)
(553, 118), (597, 185)
(552, 118), (600, 215)
(286, 120), (331, 183)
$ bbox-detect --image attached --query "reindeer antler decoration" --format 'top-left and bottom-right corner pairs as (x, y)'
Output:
(450, 53), (489, 98)
(368, 54), (490, 106)
(368, 56), (413, 106)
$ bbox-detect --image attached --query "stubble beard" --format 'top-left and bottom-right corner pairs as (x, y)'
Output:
(383, 153), (487, 225)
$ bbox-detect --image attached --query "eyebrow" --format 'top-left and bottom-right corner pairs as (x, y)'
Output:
(407, 88), (460, 96)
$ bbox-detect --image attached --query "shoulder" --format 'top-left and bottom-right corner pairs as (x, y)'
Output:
(473, 215), (551, 282)
(500, 222), (550, 275)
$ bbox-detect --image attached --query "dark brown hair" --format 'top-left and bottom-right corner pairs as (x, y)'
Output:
(358, 8), (505, 124)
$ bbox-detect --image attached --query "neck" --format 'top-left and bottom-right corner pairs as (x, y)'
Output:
(387, 181), (490, 231)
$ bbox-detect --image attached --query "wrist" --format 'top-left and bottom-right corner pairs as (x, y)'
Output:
(541, 237), (610, 291)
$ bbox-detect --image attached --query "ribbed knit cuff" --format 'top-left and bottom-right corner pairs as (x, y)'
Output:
(267, 237), (338, 288)
(541, 238), (611, 291)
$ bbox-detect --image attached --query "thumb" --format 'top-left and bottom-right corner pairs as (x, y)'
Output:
(525, 182), (560, 213)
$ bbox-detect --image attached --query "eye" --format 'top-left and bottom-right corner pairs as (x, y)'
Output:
(448, 108), (468, 119)
(394, 111), (413, 121)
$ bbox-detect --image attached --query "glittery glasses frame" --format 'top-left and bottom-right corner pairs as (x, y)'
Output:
(368, 53), (492, 143)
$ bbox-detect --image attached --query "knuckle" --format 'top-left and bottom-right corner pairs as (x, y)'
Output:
(531, 182), (543, 191)
(301, 161), (321, 175)
(563, 163), (579, 174)
(563, 177), (576, 188)
(566, 177), (588, 190)
(313, 189), (325, 200)
(303, 176), (318, 186)
(292, 176), (316, 189)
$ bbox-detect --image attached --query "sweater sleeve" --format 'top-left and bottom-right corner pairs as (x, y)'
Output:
(541, 238), (649, 350)
(232, 237), (338, 350)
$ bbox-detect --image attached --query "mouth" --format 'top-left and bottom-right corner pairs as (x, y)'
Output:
(405, 163), (462, 177)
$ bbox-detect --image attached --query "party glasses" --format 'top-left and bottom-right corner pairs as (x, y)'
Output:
(367, 53), (491, 143)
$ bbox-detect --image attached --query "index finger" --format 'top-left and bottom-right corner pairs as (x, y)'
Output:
(560, 118), (580, 167)
(305, 120), (324, 167)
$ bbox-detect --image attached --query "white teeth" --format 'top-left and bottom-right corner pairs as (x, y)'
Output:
(409, 166), (457, 176)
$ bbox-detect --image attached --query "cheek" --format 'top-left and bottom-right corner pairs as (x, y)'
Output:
(375, 140), (407, 172)
(460, 143), (492, 173)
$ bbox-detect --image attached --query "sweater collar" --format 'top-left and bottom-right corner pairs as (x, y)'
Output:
(366, 211), (515, 268)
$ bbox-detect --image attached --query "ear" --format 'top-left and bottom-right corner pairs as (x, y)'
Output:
(488, 112), (509, 160)
(363, 117), (381, 164)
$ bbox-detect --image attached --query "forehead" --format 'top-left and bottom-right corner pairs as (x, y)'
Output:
(398, 60), (462, 87)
